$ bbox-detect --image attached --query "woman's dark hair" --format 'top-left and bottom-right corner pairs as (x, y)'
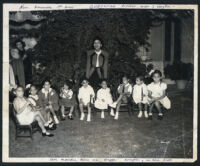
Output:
(14, 39), (26, 48)
(64, 80), (73, 89)
(136, 75), (145, 81)
(42, 79), (51, 86)
(92, 36), (103, 47)
(152, 70), (162, 77)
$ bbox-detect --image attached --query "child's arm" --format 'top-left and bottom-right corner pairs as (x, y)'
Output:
(123, 85), (132, 95)
(152, 91), (166, 101)
(13, 99), (30, 114)
(78, 88), (83, 102)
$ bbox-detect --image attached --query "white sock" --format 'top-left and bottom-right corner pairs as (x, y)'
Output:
(87, 114), (91, 122)
(110, 109), (115, 116)
(80, 113), (85, 120)
(101, 111), (105, 119)
(114, 112), (119, 120)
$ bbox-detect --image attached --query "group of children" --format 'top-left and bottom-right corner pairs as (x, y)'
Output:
(12, 69), (171, 137)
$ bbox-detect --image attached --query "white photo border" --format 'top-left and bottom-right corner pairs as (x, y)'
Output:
(2, 3), (198, 163)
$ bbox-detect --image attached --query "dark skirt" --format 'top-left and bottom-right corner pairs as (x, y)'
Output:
(11, 59), (25, 88)
(59, 96), (76, 107)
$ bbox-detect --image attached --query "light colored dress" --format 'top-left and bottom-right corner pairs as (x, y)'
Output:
(78, 85), (95, 106)
(13, 97), (35, 125)
(133, 83), (148, 104)
(147, 82), (171, 109)
(95, 88), (113, 109)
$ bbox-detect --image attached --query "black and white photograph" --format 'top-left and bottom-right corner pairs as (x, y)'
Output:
(2, 3), (198, 163)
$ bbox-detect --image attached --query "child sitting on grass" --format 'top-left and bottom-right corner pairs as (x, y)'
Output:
(78, 78), (95, 122)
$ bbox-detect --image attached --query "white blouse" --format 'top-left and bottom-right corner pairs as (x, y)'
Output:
(147, 82), (167, 98)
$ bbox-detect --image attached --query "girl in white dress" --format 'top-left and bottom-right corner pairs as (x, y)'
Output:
(147, 70), (171, 120)
(13, 86), (54, 137)
(133, 76), (148, 118)
(94, 80), (115, 119)
(78, 78), (95, 122)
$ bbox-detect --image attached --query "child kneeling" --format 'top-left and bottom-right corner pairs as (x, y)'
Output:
(133, 75), (148, 118)
(78, 78), (95, 122)
(94, 79), (115, 119)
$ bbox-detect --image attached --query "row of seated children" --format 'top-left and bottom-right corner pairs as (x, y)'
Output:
(78, 69), (171, 121)
(12, 69), (171, 138)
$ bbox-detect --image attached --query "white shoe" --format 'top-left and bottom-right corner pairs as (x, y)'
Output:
(101, 111), (105, 119)
(87, 114), (91, 122)
(110, 102), (117, 108)
(110, 109), (115, 116)
(80, 113), (85, 120)
(114, 112), (119, 120)
(54, 115), (59, 124)
(138, 111), (143, 118)
(144, 111), (148, 118)
(149, 112), (153, 116)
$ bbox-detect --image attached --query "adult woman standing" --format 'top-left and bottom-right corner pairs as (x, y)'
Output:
(10, 47), (25, 88)
(15, 39), (32, 84)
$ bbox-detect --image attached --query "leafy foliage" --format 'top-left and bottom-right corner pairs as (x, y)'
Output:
(22, 9), (193, 91)
(164, 61), (193, 80)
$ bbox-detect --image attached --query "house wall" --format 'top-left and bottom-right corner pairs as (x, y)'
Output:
(145, 22), (165, 74)
(180, 18), (194, 64)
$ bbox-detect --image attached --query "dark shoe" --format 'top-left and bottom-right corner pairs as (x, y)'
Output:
(157, 115), (163, 120)
(60, 116), (66, 121)
(48, 122), (57, 130)
(45, 126), (50, 130)
(148, 115), (153, 120)
(68, 115), (74, 120)
(42, 132), (54, 137)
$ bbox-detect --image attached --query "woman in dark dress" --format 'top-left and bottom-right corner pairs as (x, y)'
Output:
(15, 39), (32, 84)
(10, 47), (25, 88)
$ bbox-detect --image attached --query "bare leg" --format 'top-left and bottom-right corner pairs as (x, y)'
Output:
(114, 101), (121, 120)
(87, 104), (91, 122)
(144, 103), (148, 118)
(116, 94), (124, 103)
(138, 103), (142, 111)
(138, 103), (143, 118)
(35, 115), (46, 133)
(149, 103), (154, 116)
(49, 107), (59, 124)
(101, 109), (105, 119)
(69, 106), (74, 116)
(34, 111), (47, 124)
(154, 101), (162, 115)
(61, 105), (65, 117)
(79, 103), (85, 120)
